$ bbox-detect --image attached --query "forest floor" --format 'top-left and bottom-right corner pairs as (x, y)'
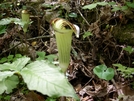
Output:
(0, 0), (134, 101)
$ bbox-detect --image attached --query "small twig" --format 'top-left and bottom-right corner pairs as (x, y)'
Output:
(77, 8), (90, 26)
(0, 42), (21, 56)
(26, 35), (52, 40)
(16, 35), (52, 41)
(0, 35), (52, 56)
(112, 79), (124, 96)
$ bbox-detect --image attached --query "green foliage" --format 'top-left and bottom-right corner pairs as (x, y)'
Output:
(0, 54), (23, 63)
(21, 10), (30, 33)
(93, 64), (114, 80)
(123, 46), (134, 54)
(68, 12), (77, 18)
(82, 1), (134, 12)
(83, 31), (92, 39)
(0, 25), (6, 35)
(46, 97), (57, 101)
(36, 51), (57, 62)
(36, 51), (46, 60)
(0, 57), (79, 100)
(82, 2), (109, 10)
(0, 17), (31, 32)
(0, 18), (22, 26)
(126, 2), (134, 8)
(113, 64), (134, 78)
(41, 3), (53, 9)
(111, 5), (128, 12)
(0, 95), (10, 101)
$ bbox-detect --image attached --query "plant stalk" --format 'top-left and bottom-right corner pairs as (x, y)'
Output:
(55, 30), (73, 73)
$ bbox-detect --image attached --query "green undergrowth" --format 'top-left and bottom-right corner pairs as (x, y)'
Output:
(0, 53), (79, 101)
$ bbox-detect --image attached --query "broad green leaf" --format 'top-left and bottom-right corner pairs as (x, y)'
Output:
(102, 68), (114, 80)
(0, 18), (27, 28)
(0, 81), (7, 94)
(0, 71), (15, 81)
(93, 64), (114, 80)
(0, 75), (19, 94)
(0, 57), (30, 71)
(123, 46), (134, 54)
(4, 75), (19, 94)
(21, 60), (79, 100)
(0, 25), (6, 35)
(93, 64), (107, 78)
(0, 18), (21, 25)
(97, 2), (108, 6)
(83, 3), (97, 10)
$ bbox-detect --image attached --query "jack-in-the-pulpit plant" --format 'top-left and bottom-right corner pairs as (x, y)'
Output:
(21, 9), (30, 33)
(50, 18), (79, 73)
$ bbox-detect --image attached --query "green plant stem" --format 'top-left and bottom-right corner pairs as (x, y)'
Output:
(55, 30), (73, 73)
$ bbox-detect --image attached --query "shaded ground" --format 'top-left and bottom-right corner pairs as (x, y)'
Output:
(0, 0), (134, 101)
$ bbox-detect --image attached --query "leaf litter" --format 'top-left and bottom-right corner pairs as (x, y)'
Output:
(0, 0), (134, 101)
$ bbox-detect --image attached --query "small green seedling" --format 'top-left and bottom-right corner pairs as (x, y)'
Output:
(113, 63), (134, 78)
(21, 9), (30, 33)
(0, 54), (23, 63)
(93, 64), (114, 80)
(46, 97), (57, 101)
(123, 46), (134, 54)
(83, 31), (92, 39)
